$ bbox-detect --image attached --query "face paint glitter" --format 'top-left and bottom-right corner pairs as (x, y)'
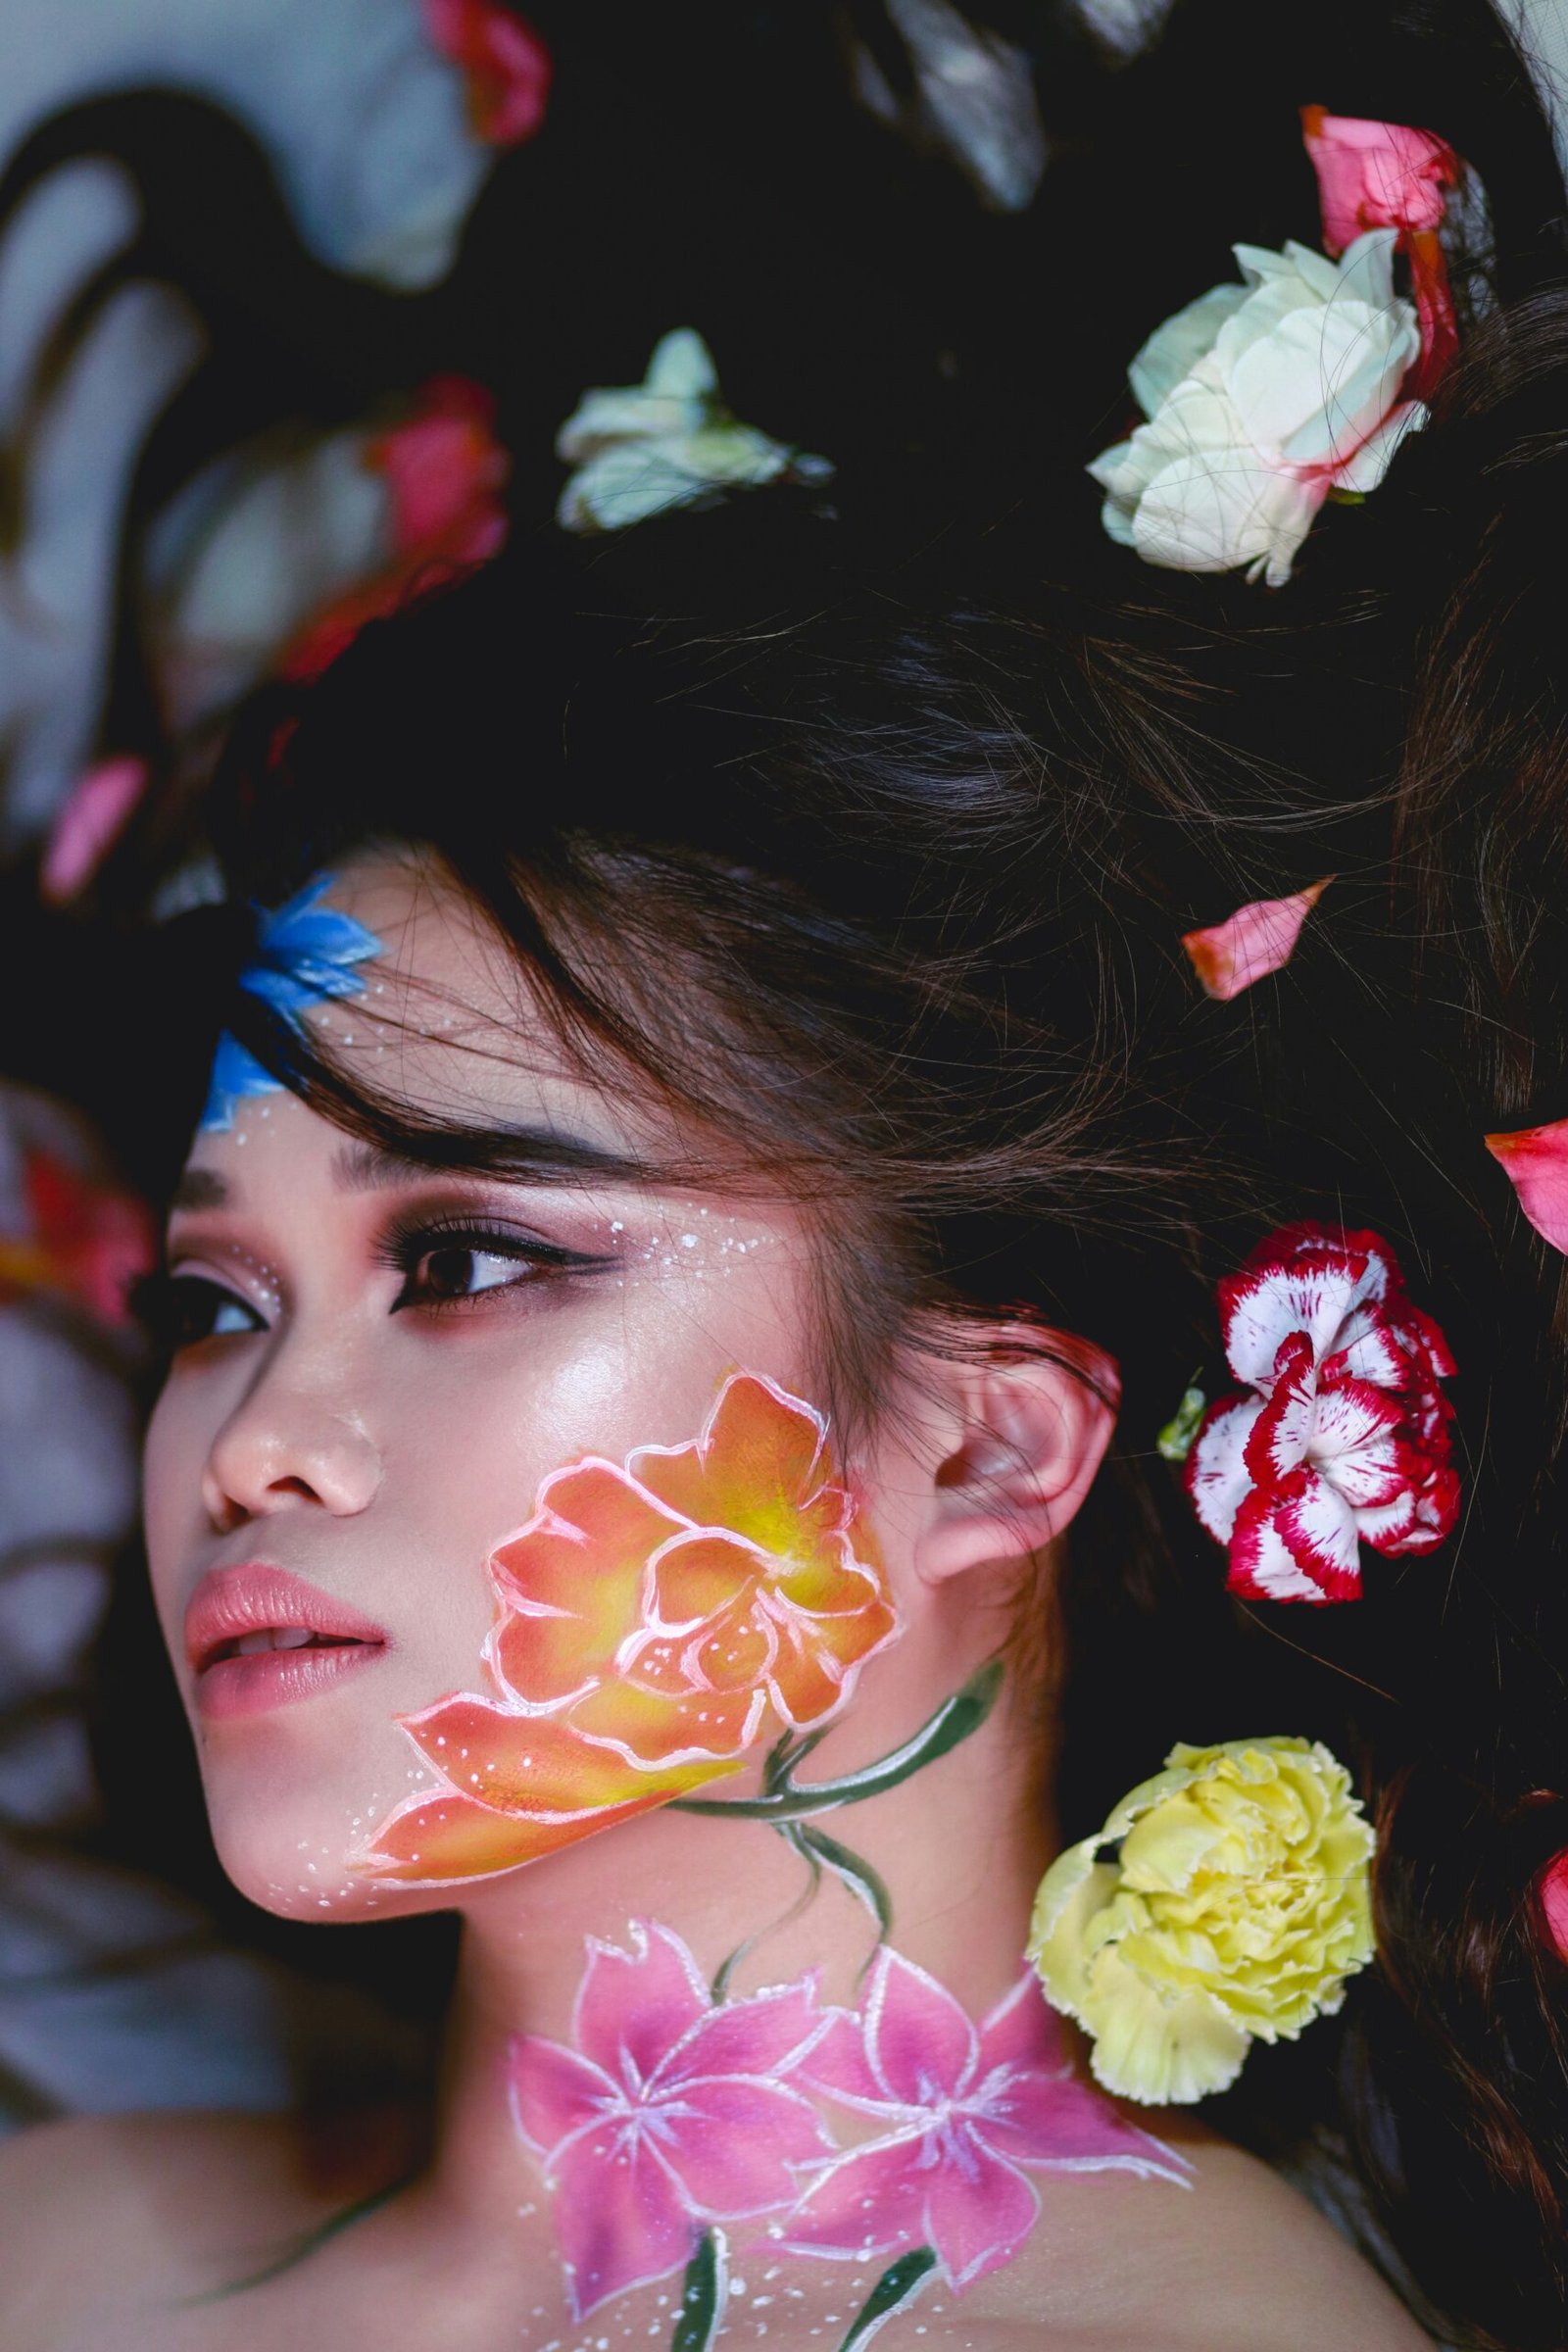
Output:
(201, 875), (382, 1133)
(355, 1373), (898, 1885)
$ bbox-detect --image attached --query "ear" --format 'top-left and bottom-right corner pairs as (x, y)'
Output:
(910, 1327), (1119, 1585)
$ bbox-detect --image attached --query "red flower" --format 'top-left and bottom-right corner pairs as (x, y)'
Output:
(1187, 1224), (1458, 1603)
(284, 378), (509, 681)
(1301, 106), (1461, 395)
(0, 1152), (154, 1328)
(423, 0), (552, 146)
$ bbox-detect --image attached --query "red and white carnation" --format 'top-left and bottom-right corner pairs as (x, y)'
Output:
(1186, 1224), (1458, 1603)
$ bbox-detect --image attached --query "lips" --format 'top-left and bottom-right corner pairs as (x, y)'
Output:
(185, 1564), (388, 1721)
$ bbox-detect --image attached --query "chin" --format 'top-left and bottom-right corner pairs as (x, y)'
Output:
(194, 1705), (443, 1922)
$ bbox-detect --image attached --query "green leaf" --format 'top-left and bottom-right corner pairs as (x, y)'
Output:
(835, 2247), (940, 2352)
(1155, 1385), (1206, 1464)
(671, 1659), (1004, 1822)
(671, 2230), (729, 2352)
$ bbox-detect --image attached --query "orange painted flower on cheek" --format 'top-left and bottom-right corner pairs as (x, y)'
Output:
(358, 1375), (898, 1885)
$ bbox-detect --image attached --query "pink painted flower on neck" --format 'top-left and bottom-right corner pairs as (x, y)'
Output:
(778, 1951), (1189, 2290)
(510, 1922), (832, 2318)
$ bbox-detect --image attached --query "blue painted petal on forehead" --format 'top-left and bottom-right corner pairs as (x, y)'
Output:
(199, 876), (382, 1134)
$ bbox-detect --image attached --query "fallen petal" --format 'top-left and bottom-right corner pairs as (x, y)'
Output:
(1487, 1118), (1568, 1252)
(1183, 879), (1331, 1001)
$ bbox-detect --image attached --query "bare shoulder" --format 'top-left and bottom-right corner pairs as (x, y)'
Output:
(0, 2106), (415, 2350)
(1076, 2126), (1433, 2351)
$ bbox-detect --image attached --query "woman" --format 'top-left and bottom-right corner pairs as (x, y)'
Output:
(0, 511), (1433, 2348)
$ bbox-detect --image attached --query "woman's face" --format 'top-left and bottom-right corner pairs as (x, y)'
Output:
(143, 860), (917, 1919)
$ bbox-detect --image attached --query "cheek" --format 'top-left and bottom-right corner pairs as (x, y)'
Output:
(354, 1368), (902, 1893)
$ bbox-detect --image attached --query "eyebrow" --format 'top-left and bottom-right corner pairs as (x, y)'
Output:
(169, 1127), (653, 1215)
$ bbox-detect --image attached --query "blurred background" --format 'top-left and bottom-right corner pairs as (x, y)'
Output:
(2, 0), (1566, 2141)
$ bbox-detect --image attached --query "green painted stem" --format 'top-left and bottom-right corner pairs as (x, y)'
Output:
(670, 1660), (1003, 1821)
(835, 2247), (940, 2352)
(670, 2229), (729, 2352)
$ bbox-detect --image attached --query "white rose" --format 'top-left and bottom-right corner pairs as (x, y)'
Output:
(556, 328), (830, 533)
(1091, 230), (1425, 585)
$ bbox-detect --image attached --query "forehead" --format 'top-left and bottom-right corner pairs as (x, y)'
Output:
(183, 857), (698, 1182)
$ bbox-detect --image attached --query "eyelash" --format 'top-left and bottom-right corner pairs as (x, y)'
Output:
(134, 1217), (610, 1356)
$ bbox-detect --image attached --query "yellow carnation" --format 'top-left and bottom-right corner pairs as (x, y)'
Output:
(1026, 1737), (1375, 2105)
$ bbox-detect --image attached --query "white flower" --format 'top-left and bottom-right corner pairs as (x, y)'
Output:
(1091, 231), (1424, 584)
(556, 328), (831, 533)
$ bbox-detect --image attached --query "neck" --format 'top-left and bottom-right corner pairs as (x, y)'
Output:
(406, 1680), (1187, 2352)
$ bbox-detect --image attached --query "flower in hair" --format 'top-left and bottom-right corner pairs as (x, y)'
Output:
(1091, 233), (1423, 584)
(1301, 107), (1460, 394)
(1486, 1117), (1568, 1253)
(1187, 1224), (1458, 1603)
(1182, 878), (1331, 1000)
(556, 328), (833, 534)
(1027, 1737), (1375, 2103)
(422, 0), (552, 146)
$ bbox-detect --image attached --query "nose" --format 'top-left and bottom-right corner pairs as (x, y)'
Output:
(200, 1343), (383, 1534)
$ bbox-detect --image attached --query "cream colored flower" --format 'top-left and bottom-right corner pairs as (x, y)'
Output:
(556, 328), (831, 533)
(1027, 1737), (1374, 2104)
(1091, 232), (1423, 584)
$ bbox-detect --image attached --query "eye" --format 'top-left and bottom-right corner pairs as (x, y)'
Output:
(133, 1272), (269, 1352)
(383, 1219), (600, 1314)
(413, 1241), (534, 1303)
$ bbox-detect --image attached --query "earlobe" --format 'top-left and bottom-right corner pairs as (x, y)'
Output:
(913, 1331), (1119, 1585)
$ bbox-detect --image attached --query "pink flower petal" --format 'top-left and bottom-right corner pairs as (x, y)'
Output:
(40, 757), (148, 905)
(655, 2078), (830, 2214)
(795, 2009), (886, 2111)
(1487, 1118), (1568, 1253)
(778, 2136), (929, 2263)
(1301, 107), (1456, 254)
(573, 1923), (709, 2086)
(656, 1981), (824, 2090)
(551, 2125), (697, 2317)
(923, 2131), (1039, 2287)
(509, 2034), (616, 2159)
(865, 1946), (977, 2105)
(1271, 1465), (1364, 1600)
(1185, 1395), (1263, 1545)
(1182, 880), (1330, 1003)
(971, 2065), (1189, 2180)
(974, 1974), (1068, 2080)
(1539, 1850), (1568, 1958)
